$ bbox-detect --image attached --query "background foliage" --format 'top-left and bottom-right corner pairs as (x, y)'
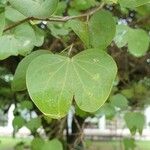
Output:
(0, 0), (150, 150)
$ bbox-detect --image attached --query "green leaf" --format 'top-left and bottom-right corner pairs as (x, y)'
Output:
(26, 49), (117, 119)
(103, 0), (118, 4)
(31, 138), (45, 150)
(127, 29), (150, 57)
(0, 23), (36, 60)
(114, 25), (150, 57)
(5, 6), (26, 22)
(34, 27), (45, 47)
(42, 139), (63, 150)
(26, 118), (41, 132)
(110, 93), (128, 109)
(9, 0), (59, 18)
(123, 138), (136, 150)
(119, 0), (150, 8)
(13, 116), (26, 130)
(67, 20), (90, 48)
(114, 25), (129, 48)
(124, 112), (145, 135)
(0, 12), (5, 36)
(89, 10), (116, 49)
(96, 103), (116, 119)
(19, 100), (33, 110)
(70, 0), (97, 11)
(12, 50), (51, 91)
(47, 23), (69, 38)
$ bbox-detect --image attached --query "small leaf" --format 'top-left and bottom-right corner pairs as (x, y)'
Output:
(19, 100), (33, 110)
(9, 0), (59, 18)
(114, 25), (129, 48)
(0, 23), (36, 60)
(127, 29), (150, 57)
(12, 50), (51, 91)
(26, 118), (41, 132)
(96, 103), (116, 119)
(89, 10), (116, 49)
(114, 25), (150, 57)
(26, 49), (117, 119)
(110, 93), (128, 109)
(67, 20), (90, 47)
(124, 112), (145, 135)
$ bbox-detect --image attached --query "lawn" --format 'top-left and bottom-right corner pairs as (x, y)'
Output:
(0, 137), (150, 150)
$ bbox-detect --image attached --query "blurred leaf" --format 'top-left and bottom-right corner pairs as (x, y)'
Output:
(41, 139), (63, 150)
(123, 138), (136, 150)
(13, 116), (26, 130)
(96, 103), (116, 119)
(19, 101), (33, 110)
(26, 118), (41, 132)
(31, 138), (45, 150)
(110, 93), (128, 109)
(124, 112), (145, 135)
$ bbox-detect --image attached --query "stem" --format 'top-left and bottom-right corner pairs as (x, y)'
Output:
(4, 2), (105, 32)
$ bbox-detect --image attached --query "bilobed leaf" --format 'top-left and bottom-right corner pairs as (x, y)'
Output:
(124, 112), (145, 135)
(0, 12), (5, 36)
(26, 49), (117, 119)
(42, 139), (63, 150)
(119, 0), (150, 8)
(114, 25), (150, 57)
(110, 93), (128, 109)
(67, 20), (90, 47)
(0, 23), (36, 60)
(89, 10), (116, 49)
(12, 50), (51, 91)
(9, 0), (59, 18)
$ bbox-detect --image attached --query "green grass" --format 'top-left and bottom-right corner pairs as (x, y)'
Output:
(0, 137), (150, 150)
(86, 140), (150, 150)
(0, 137), (30, 150)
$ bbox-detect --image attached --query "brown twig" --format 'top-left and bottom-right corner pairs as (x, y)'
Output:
(4, 2), (105, 32)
